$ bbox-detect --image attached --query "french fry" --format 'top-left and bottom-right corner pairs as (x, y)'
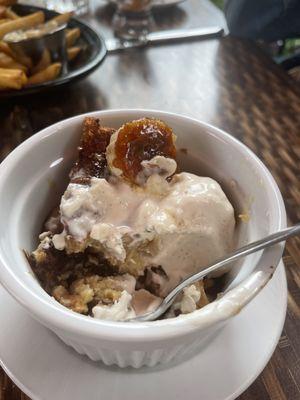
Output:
(5, 7), (20, 20)
(0, 19), (10, 25)
(51, 12), (72, 26)
(0, 11), (45, 39)
(0, 67), (27, 89)
(27, 62), (61, 86)
(0, 0), (17, 6)
(66, 28), (80, 47)
(2, 39), (32, 68)
(0, 6), (6, 18)
(0, 51), (27, 71)
(9, 48), (33, 69)
(67, 46), (81, 61)
(6, 38), (33, 69)
(0, 40), (13, 56)
(32, 48), (51, 74)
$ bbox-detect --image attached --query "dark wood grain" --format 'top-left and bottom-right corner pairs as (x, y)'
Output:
(0, 1), (299, 399)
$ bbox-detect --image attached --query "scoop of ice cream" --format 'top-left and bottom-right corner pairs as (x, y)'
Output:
(54, 161), (235, 295)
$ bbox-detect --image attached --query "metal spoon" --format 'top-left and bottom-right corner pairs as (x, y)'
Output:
(131, 223), (300, 322)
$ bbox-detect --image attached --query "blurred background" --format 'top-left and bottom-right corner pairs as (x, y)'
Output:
(20, 0), (300, 80)
(211, 0), (300, 81)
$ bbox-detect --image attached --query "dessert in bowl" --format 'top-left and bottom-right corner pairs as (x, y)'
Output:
(0, 109), (286, 367)
(28, 116), (236, 321)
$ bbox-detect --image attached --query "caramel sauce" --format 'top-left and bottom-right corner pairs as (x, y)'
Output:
(113, 118), (176, 182)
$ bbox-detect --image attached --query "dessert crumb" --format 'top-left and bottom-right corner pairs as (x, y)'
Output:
(179, 148), (188, 154)
(238, 213), (250, 223)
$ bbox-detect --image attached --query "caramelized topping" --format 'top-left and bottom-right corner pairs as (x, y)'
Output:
(69, 117), (115, 183)
(112, 118), (176, 183)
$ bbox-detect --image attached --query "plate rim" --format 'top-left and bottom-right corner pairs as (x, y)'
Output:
(226, 263), (288, 400)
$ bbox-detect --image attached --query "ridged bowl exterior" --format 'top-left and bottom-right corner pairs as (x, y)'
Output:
(53, 325), (222, 368)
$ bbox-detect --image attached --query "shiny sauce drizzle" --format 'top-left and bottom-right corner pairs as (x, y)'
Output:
(113, 118), (176, 182)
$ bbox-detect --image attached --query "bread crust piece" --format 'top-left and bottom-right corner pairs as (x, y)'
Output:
(69, 117), (115, 183)
(53, 275), (130, 314)
(28, 240), (118, 294)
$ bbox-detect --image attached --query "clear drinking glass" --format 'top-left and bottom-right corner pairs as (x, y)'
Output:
(112, 0), (154, 41)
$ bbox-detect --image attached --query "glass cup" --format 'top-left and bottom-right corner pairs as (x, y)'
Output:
(112, 0), (154, 41)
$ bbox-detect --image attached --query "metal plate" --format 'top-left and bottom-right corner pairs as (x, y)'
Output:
(0, 4), (107, 99)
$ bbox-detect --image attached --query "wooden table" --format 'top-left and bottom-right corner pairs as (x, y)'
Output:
(0, 1), (299, 399)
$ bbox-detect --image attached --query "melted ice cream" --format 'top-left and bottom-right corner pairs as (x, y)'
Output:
(92, 291), (136, 321)
(54, 156), (235, 297)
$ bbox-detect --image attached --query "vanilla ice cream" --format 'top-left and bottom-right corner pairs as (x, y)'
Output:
(53, 156), (235, 297)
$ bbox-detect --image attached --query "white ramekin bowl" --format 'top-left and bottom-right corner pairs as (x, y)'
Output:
(0, 109), (286, 368)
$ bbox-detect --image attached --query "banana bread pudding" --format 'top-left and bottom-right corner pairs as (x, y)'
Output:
(28, 117), (235, 321)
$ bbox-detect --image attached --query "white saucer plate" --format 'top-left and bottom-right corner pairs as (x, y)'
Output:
(0, 262), (287, 400)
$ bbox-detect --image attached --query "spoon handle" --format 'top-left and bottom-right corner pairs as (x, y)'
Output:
(135, 223), (300, 321)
